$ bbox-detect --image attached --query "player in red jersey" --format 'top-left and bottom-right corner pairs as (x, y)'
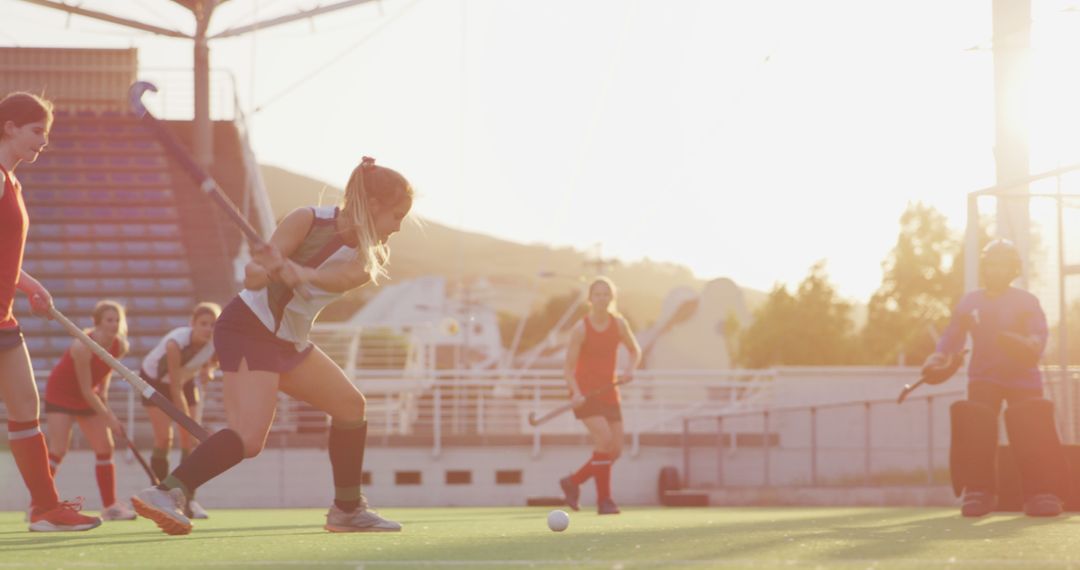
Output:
(43, 300), (134, 521)
(0, 91), (102, 532)
(559, 277), (641, 515)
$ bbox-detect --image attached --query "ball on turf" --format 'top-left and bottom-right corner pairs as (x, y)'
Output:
(547, 509), (570, 532)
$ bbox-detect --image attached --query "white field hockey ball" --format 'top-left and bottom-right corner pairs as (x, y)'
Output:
(547, 509), (570, 532)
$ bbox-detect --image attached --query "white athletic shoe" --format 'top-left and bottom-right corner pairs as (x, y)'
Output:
(324, 497), (401, 533)
(131, 487), (192, 535)
(101, 502), (137, 521)
(187, 499), (209, 520)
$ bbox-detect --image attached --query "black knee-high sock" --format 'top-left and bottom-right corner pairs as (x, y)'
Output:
(329, 419), (367, 512)
(161, 429), (244, 499)
(179, 448), (197, 500)
(151, 447), (169, 482)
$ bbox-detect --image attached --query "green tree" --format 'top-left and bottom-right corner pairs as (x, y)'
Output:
(861, 203), (992, 366)
(861, 203), (957, 365)
(736, 261), (858, 368)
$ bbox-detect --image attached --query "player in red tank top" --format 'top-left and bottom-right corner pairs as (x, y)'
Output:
(0, 92), (102, 532)
(43, 301), (134, 521)
(559, 277), (641, 515)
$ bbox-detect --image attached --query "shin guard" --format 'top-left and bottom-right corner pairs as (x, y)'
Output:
(1003, 398), (1071, 502)
(950, 401), (999, 497)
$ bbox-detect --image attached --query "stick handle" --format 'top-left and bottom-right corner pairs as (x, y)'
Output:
(129, 81), (312, 301)
(48, 307), (211, 442)
(528, 378), (631, 427)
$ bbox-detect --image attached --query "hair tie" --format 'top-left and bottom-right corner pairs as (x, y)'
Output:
(361, 156), (376, 170)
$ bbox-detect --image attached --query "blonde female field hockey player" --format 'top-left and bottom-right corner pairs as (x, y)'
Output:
(43, 300), (133, 521)
(132, 156), (413, 535)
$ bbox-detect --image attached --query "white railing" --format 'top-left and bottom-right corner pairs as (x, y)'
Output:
(15, 368), (775, 459)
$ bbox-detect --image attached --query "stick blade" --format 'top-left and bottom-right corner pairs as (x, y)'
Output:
(129, 81), (158, 117)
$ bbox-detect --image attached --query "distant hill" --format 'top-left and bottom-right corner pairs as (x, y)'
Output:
(260, 164), (764, 327)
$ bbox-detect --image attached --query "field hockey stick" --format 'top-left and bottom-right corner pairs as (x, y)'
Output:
(897, 324), (942, 405)
(896, 376), (929, 404)
(128, 441), (160, 486)
(528, 378), (632, 427)
(116, 430), (159, 486)
(48, 307), (211, 442)
(128, 81), (310, 299)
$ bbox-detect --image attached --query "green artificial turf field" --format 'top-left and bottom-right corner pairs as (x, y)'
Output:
(3, 506), (1080, 569)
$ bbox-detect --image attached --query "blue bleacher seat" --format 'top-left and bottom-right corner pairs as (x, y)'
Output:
(158, 278), (192, 293)
(72, 279), (97, 292)
(68, 243), (93, 256)
(152, 242), (183, 255)
(94, 242), (120, 255)
(18, 320), (47, 333)
(101, 278), (126, 291)
(139, 172), (167, 184)
(156, 260), (187, 273)
(120, 224), (146, 237)
(135, 156), (163, 167)
(42, 260), (66, 273)
(33, 189), (57, 202)
(145, 207), (176, 219)
(130, 279), (156, 293)
(72, 298), (99, 312)
(131, 297), (161, 312)
(148, 225), (179, 238)
(123, 260), (149, 273)
(161, 297), (192, 311)
(30, 225), (63, 238)
(98, 260), (124, 273)
(135, 316), (166, 330)
(90, 226), (119, 239)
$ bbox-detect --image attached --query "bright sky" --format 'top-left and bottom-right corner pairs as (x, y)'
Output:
(7, 0), (1080, 302)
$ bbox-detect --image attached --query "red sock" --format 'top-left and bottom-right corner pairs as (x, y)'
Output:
(571, 452), (609, 486)
(570, 452), (596, 485)
(48, 453), (63, 475)
(594, 453), (614, 502)
(7, 420), (60, 511)
(95, 452), (116, 507)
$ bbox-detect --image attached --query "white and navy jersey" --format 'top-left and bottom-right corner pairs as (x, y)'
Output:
(240, 206), (358, 350)
(140, 326), (215, 382)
